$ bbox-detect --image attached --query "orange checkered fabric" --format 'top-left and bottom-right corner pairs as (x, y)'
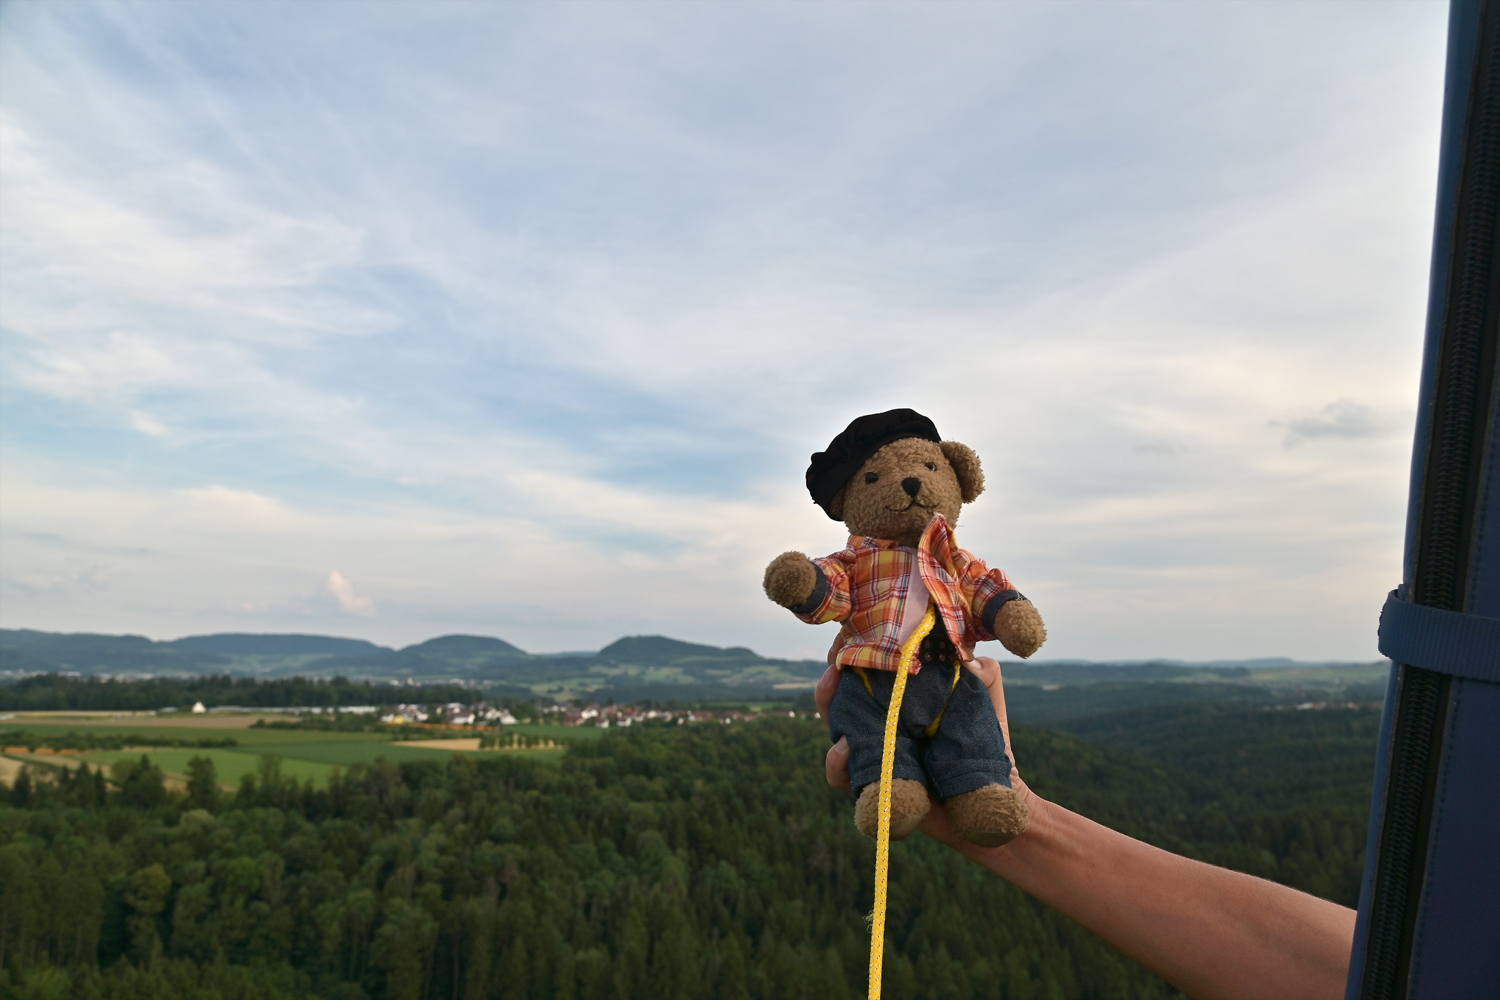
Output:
(796, 515), (1017, 674)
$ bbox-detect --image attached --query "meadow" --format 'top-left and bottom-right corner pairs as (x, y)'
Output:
(0, 715), (590, 790)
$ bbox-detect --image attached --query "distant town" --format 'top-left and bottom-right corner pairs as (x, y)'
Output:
(381, 700), (794, 728)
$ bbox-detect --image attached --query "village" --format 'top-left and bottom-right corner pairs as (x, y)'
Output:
(379, 700), (798, 729)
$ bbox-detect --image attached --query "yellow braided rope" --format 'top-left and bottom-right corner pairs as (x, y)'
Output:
(868, 604), (937, 1000)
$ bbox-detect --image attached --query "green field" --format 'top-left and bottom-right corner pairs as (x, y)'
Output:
(253, 741), (464, 766)
(73, 744), (556, 787)
(8, 742), (568, 790)
(496, 722), (604, 740)
(274, 742), (570, 766)
(1241, 662), (1390, 688)
(3, 718), (589, 792)
(74, 748), (335, 788)
(2, 719), (596, 743)
(0, 721), (395, 745)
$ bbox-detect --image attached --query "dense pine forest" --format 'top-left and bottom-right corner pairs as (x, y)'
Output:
(0, 705), (1380, 1000)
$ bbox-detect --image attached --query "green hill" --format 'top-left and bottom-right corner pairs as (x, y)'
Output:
(0, 632), (221, 675)
(1006, 680), (1276, 725)
(0, 628), (827, 698)
(401, 634), (528, 658)
(0, 628), (1387, 706)
(165, 633), (386, 657)
(597, 634), (742, 662)
(0, 629), (61, 649)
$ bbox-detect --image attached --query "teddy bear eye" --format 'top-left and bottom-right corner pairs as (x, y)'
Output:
(925, 462), (937, 471)
(864, 472), (879, 484)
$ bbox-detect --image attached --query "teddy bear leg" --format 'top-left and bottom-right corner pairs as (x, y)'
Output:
(921, 661), (1027, 845)
(854, 779), (931, 841)
(944, 784), (1029, 847)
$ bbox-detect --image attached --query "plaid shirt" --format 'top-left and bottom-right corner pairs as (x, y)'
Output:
(794, 514), (1017, 674)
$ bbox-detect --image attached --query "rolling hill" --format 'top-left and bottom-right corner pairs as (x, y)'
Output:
(0, 627), (1387, 705)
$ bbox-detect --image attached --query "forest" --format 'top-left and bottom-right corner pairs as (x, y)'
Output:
(0, 703), (1380, 1000)
(0, 675), (487, 713)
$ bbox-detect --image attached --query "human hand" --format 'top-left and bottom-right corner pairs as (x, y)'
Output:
(822, 643), (1353, 1000)
(815, 652), (1037, 844)
(814, 659), (853, 790)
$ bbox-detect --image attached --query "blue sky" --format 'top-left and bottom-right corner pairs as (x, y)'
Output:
(0, 1), (1448, 660)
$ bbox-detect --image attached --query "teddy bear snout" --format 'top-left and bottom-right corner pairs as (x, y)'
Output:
(901, 477), (922, 498)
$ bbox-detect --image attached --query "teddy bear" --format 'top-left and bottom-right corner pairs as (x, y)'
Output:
(764, 408), (1046, 847)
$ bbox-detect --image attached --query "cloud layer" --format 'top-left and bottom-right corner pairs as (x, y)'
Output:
(0, 1), (1446, 660)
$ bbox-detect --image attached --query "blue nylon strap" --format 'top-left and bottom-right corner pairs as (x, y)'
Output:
(1377, 589), (1500, 683)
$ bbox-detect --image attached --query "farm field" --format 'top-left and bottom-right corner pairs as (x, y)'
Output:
(3, 745), (391, 789)
(2, 711), (291, 728)
(1240, 662), (1390, 688)
(487, 722), (604, 741)
(1, 717), (582, 788)
(2, 721), (390, 745)
(2, 716), (595, 743)
(76, 748), (336, 788)
(249, 741), (475, 767)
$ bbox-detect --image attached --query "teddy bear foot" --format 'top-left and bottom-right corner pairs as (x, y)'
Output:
(854, 779), (930, 841)
(945, 784), (1029, 847)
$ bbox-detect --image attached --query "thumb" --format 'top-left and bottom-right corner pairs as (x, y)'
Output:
(825, 737), (852, 791)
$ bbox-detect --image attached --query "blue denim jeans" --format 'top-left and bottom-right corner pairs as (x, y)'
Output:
(828, 660), (1014, 801)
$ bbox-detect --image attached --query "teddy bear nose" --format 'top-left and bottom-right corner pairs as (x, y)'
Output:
(902, 477), (922, 497)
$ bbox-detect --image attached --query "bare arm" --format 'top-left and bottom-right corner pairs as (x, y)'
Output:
(815, 657), (1355, 1000)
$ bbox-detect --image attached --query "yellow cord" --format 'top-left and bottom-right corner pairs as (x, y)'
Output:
(868, 604), (937, 1000)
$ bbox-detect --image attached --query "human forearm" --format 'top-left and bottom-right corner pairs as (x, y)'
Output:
(934, 793), (1355, 1000)
(818, 654), (1356, 999)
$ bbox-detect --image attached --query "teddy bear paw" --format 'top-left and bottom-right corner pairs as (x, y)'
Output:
(994, 599), (1047, 659)
(945, 784), (1029, 847)
(763, 551), (818, 608)
(854, 779), (930, 841)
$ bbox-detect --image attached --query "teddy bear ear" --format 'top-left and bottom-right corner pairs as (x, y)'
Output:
(940, 441), (985, 502)
(827, 484), (847, 520)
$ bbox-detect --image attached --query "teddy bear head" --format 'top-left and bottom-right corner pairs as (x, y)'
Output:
(829, 437), (984, 546)
(807, 409), (985, 548)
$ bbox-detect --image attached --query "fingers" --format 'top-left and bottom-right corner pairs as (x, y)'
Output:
(817, 660), (848, 789)
(825, 737), (852, 791)
(826, 630), (847, 669)
(963, 655), (1010, 735)
(963, 655), (1021, 787)
(814, 663), (840, 729)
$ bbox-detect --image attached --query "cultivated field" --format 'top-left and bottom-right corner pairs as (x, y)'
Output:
(1, 713), (590, 789)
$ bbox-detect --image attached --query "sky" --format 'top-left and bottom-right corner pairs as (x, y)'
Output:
(0, 1), (1451, 661)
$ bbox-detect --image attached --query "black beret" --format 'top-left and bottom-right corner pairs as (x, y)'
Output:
(806, 408), (940, 519)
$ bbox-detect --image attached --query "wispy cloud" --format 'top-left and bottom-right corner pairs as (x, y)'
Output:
(8, 564), (111, 595)
(1278, 399), (1405, 447)
(326, 570), (375, 618)
(128, 410), (168, 438)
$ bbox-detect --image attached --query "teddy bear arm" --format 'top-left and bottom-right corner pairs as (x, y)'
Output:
(993, 599), (1047, 659)
(763, 551), (819, 609)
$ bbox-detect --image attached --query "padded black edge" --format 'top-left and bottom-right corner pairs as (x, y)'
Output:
(788, 563), (829, 616)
